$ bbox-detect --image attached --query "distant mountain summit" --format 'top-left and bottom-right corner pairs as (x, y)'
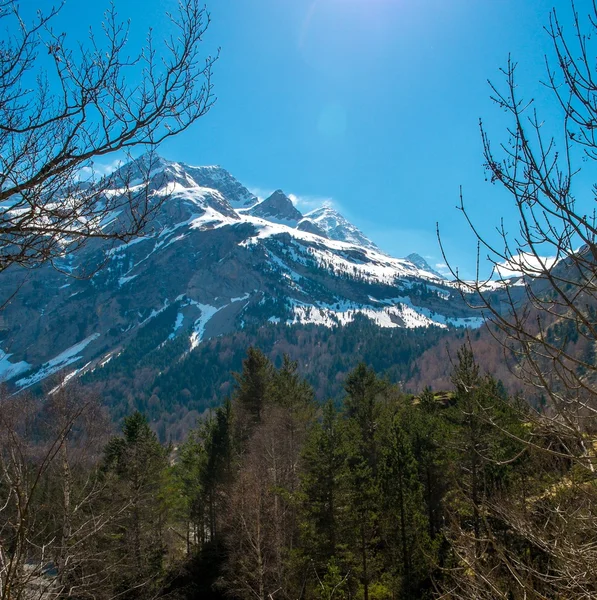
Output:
(248, 190), (303, 225)
(405, 253), (444, 279)
(0, 154), (484, 389)
(301, 206), (379, 251)
(181, 164), (259, 210)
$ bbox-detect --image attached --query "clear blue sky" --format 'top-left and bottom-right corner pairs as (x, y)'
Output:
(33, 0), (594, 278)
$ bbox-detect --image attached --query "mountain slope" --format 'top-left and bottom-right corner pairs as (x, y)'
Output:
(0, 155), (484, 390)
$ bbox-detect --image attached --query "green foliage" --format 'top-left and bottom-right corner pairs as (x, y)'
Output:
(101, 412), (172, 598)
(15, 345), (571, 600)
(301, 400), (349, 567)
(315, 560), (350, 600)
(379, 416), (433, 598)
(83, 319), (451, 441)
(86, 302), (184, 384)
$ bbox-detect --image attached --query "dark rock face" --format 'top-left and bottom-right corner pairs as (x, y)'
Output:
(0, 155), (484, 388)
(296, 219), (328, 237)
(248, 190), (303, 225)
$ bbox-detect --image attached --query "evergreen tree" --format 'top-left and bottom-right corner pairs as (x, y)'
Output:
(220, 351), (315, 600)
(102, 412), (170, 598)
(232, 347), (274, 445)
(300, 400), (348, 574)
(202, 400), (233, 545)
(174, 426), (207, 553)
(442, 346), (533, 598)
(379, 416), (432, 599)
(407, 388), (451, 541)
(342, 364), (386, 600)
(449, 346), (485, 551)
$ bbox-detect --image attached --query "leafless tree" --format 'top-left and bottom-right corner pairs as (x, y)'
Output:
(220, 403), (311, 600)
(0, 0), (217, 274)
(438, 2), (597, 598)
(0, 379), (129, 600)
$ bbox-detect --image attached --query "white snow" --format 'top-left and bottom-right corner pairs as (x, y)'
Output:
(48, 362), (91, 394)
(188, 293), (252, 349)
(189, 303), (221, 349)
(119, 274), (138, 286)
(190, 206), (239, 230)
(106, 235), (149, 255)
(0, 351), (31, 381)
(16, 333), (100, 388)
(168, 312), (185, 339)
(495, 253), (559, 278)
(287, 298), (484, 331)
(139, 300), (171, 327)
(235, 214), (447, 287)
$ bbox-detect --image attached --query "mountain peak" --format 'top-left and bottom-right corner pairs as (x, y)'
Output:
(181, 163), (259, 209)
(406, 253), (444, 278)
(109, 152), (173, 183)
(303, 206), (379, 251)
(249, 190), (303, 225)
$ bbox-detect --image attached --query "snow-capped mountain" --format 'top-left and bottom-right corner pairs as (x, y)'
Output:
(300, 206), (379, 251)
(0, 155), (485, 389)
(248, 190), (303, 225)
(406, 253), (445, 279)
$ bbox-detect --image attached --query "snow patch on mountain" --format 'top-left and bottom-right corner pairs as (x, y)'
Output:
(406, 253), (445, 279)
(190, 206), (241, 231)
(169, 312), (185, 340)
(190, 303), (220, 349)
(289, 301), (437, 329)
(288, 299), (484, 331)
(0, 351), (31, 381)
(188, 293), (253, 349)
(182, 164), (258, 209)
(15, 333), (100, 388)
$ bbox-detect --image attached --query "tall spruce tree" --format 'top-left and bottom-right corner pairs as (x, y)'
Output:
(450, 346), (485, 551)
(300, 400), (349, 577)
(232, 347), (274, 446)
(202, 400), (233, 546)
(343, 364), (386, 600)
(406, 388), (451, 541)
(380, 416), (432, 599)
(102, 412), (170, 598)
(174, 426), (207, 553)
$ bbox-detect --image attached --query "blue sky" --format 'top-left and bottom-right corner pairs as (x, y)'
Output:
(32, 0), (593, 278)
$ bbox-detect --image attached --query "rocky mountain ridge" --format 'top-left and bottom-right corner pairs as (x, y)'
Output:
(0, 155), (486, 390)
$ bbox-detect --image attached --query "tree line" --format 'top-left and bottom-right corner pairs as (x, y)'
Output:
(3, 343), (595, 600)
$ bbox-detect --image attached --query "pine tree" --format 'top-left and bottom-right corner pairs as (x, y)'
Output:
(202, 400), (233, 546)
(300, 400), (348, 574)
(220, 352), (315, 600)
(442, 346), (533, 598)
(407, 388), (451, 541)
(232, 347), (274, 445)
(343, 364), (386, 600)
(450, 346), (485, 551)
(380, 416), (432, 599)
(174, 426), (207, 553)
(102, 412), (170, 598)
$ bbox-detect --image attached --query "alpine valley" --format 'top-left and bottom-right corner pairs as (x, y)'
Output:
(0, 155), (500, 437)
